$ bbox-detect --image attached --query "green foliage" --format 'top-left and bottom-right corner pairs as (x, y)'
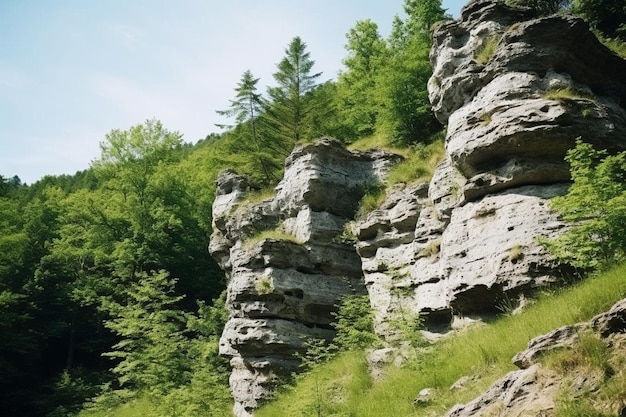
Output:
(255, 276), (274, 295)
(216, 70), (281, 184)
(572, 0), (626, 40)
(505, 0), (572, 15)
(99, 270), (190, 394)
(257, 351), (371, 417)
(375, 31), (441, 145)
(544, 331), (612, 375)
(544, 140), (626, 269)
(543, 86), (594, 102)
(333, 295), (378, 351)
(266, 36), (322, 144)
(357, 182), (386, 218)
(336, 19), (388, 141)
(355, 135), (445, 218)
(386, 307), (428, 349)
(545, 331), (622, 417)
(599, 35), (626, 58)
(242, 228), (303, 249)
(386, 135), (445, 186)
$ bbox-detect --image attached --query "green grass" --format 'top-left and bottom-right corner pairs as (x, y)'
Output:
(242, 228), (303, 249)
(256, 351), (372, 417)
(354, 135), (445, 219)
(601, 36), (626, 59)
(386, 138), (445, 187)
(545, 331), (626, 417)
(475, 35), (500, 65)
(543, 86), (595, 103)
(80, 395), (155, 417)
(348, 133), (408, 155)
(257, 263), (626, 416)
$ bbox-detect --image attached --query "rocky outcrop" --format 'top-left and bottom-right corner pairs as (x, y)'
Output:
(429, 0), (626, 196)
(445, 298), (626, 417)
(209, 1), (626, 414)
(354, 0), (626, 343)
(209, 138), (400, 417)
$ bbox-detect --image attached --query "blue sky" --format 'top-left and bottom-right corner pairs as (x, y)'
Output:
(0, 0), (466, 184)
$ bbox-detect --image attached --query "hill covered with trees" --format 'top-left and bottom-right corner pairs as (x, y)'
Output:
(1, 0), (625, 416)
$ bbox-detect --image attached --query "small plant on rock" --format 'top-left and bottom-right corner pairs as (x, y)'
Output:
(475, 35), (501, 65)
(508, 244), (524, 262)
(255, 276), (274, 295)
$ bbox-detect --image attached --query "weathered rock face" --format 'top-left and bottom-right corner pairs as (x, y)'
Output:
(210, 1), (626, 414)
(355, 0), (626, 342)
(209, 138), (400, 417)
(429, 0), (626, 196)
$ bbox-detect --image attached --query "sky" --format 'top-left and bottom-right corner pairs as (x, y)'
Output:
(0, 0), (466, 184)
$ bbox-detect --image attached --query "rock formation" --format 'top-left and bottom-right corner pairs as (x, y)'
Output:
(355, 0), (626, 342)
(209, 1), (626, 415)
(209, 138), (400, 417)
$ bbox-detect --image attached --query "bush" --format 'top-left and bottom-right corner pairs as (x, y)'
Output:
(333, 295), (378, 351)
(544, 140), (626, 270)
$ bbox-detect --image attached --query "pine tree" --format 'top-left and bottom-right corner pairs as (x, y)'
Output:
(336, 19), (388, 140)
(216, 70), (280, 184)
(267, 36), (322, 143)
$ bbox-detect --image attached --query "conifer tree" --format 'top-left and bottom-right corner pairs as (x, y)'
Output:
(336, 19), (387, 140)
(216, 70), (281, 183)
(267, 36), (322, 143)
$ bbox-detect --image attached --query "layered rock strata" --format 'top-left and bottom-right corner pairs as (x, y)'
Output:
(209, 138), (400, 417)
(354, 0), (626, 341)
(210, 1), (626, 414)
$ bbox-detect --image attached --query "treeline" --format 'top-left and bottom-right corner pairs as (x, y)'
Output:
(214, 0), (450, 185)
(0, 121), (231, 416)
(0, 1), (450, 413)
(0, 0), (623, 416)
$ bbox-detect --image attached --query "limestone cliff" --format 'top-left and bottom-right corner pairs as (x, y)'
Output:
(209, 1), (626, 415)
(209, 139), (399, 417)
(356, 0), (626, 343)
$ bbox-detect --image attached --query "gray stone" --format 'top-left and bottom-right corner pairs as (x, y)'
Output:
(512, 324), (586, 369)
(592, 298), (626, 338)
(210, 139), (399, 416)
(445, 365), (559, 417)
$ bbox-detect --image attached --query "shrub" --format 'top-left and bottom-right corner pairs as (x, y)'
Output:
(333, 295), (378, 351)
(544, 140), (626, 270)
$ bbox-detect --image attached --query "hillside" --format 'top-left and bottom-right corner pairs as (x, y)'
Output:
(1, 1), (626, 416)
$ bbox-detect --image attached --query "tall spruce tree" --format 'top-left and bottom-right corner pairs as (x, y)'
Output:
(336, 19), (388, 140)
(267, 36), (322, 143)
(216, 70), (281, 184)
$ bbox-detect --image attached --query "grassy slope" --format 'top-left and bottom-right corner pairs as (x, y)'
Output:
(258, 263), (626, 416)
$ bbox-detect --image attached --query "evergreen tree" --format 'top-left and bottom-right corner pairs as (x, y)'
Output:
(216, 70), (278, 183)
(336, 19), (388, 140)
(375, 0), (447, 144)
(267, 36), (322, 143)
